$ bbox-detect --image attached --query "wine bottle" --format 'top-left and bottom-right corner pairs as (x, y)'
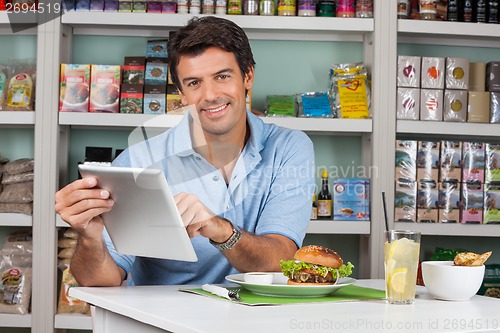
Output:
(317, 169), (332, 220)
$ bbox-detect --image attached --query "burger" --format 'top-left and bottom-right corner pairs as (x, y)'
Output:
(279, 245), (354, 285)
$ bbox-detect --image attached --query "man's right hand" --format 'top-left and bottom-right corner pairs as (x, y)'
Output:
(55, 177), (115, 239)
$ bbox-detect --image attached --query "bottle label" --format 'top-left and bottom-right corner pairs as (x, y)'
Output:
(311, 207), (318, 220)
(318, 200), (332, 217)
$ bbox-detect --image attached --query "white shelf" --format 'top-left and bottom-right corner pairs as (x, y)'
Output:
(307, 220), (370, 234)
(0, 213), (33, 226)
(59, 112), (184, 129)
(264, 117), (372, 134)
(0, 111), (36, 126)
(54, 313), (93, 330)
(397, 120), (500, 138)
(57, 216), (371, 235)
(61, 12), (373, 41)
(59, 112), (372, 134)
(394, 222), (500, 237)
(0, 313), (31, 328)
(398, 19), (500, 48)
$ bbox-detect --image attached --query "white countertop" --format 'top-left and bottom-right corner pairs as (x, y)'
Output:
(70, 279), (500, 333)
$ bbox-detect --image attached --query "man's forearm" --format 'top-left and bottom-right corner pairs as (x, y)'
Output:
(70, 236), (124, 287)
(221, 231), (297, 272)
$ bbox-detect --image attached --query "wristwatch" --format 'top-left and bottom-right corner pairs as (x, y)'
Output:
(209, 221), (242, 251)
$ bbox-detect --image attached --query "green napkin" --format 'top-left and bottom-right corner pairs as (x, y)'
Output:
(180, 285), (386, 306)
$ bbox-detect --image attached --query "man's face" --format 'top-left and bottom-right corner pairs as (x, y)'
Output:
(177, 47), (254, 139)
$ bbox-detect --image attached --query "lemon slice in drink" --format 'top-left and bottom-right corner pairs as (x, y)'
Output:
(389, 268), (408, 294)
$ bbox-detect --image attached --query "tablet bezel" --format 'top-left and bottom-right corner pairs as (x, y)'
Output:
(78, 164), (198, 262)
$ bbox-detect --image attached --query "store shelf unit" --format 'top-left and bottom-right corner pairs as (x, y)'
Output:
(0, 12), (38, 333)
(393, 0), (500, 241)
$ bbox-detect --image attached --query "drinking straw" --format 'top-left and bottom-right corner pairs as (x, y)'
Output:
(382, 192), (389, 232)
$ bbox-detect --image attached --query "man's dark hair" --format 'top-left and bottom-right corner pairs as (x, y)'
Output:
(167, 16), (256, 92)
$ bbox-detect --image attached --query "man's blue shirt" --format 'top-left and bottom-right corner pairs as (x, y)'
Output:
(108, 111), (315, 285)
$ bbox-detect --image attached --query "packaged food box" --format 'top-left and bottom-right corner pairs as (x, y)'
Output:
(104, 0), (119, 10)
(445, 57), (469, 90)
(395, 140), (417, 181)
(118, 0), (132, 11)
(417, 182), (439, 223)
(420, 89), (443, 121)
(438, 181), (460, 223)
(332, 178), (370, 221)
(122, 57), (146, 85)
(166, 84), (184, 114)
(147, 0), (163, 12)
(462, 142), (485, 183)
(90, 0), (104, 10)
(486, 143), (500, 183)
(486, 61), (500, 92)
(120, 84), (143, 114)
(461, 181), (484, 224)
(89, 65), (121, 113)
(484, 183), (500, 224)
(147, 39), (168, 58)
(467, 91), (490, 123)
(397, 55), (421, 88)
(162, 0), (176, 12)
(491, 92), (500, 124)
(421, 57), (445, 89)
(440, 141), (462, 182)
(394, 179), (417, 223)
(75, 0), (90, 10)
(417, 141), (440, 183)
(443, 89), (467, 122)
(469, 62), (486, 92)
(132, 0), (147, 11)
(144, 84), (166, 114)
(397, 87), (420, 120)
(145, 58), (168, 85)
(59, 64), (91, 112)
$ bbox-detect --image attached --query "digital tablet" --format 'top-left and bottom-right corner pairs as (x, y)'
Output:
(78, 164), (198, 262)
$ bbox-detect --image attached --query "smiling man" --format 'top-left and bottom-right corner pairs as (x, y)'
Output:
(55, 16), (315, 287)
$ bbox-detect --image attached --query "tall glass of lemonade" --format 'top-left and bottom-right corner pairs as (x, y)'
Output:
(384, 230), (421, 304)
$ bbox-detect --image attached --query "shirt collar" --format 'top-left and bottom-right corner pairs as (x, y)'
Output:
(171, 110), (266, 157)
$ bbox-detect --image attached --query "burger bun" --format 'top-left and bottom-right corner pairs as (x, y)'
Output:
(294, 245), (343, 269)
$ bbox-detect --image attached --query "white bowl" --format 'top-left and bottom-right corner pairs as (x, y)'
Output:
(422, 261), (485, 301)
(243, 272), (274, 285)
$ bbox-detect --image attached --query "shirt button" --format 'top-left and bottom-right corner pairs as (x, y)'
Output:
(250, 153), (256, 158)
(195, 156), (201, 161)
(213, 176), (219, 181)
(226, 204), (230, 209)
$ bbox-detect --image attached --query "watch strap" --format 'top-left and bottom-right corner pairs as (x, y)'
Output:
(209, 221), (242, 251)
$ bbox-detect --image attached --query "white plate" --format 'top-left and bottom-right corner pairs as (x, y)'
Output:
(225, 273), (356, 298)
